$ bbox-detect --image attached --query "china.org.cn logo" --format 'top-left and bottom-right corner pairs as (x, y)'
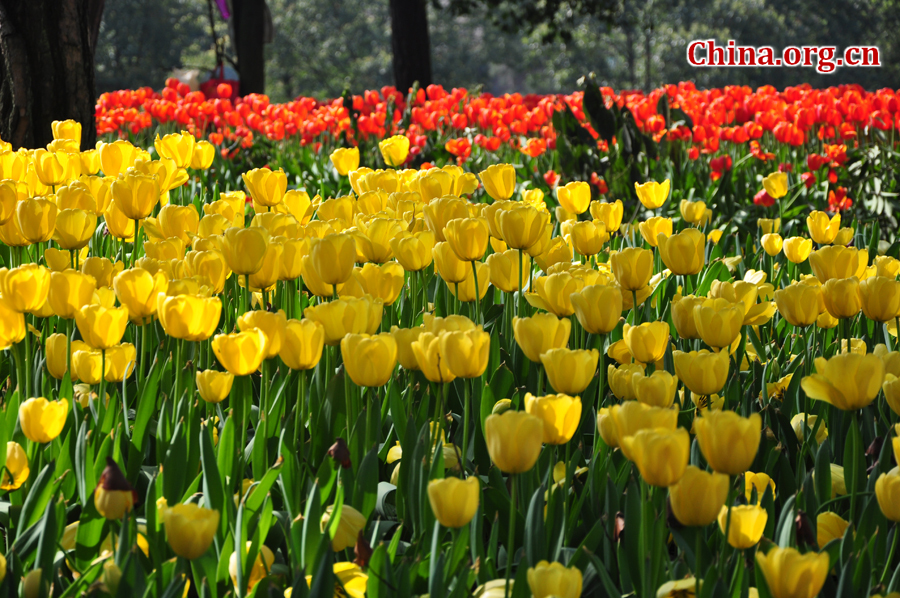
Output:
(687, 40), (880, 74)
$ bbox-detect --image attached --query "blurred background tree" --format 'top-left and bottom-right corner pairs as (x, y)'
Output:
(87, 0), (900, 99)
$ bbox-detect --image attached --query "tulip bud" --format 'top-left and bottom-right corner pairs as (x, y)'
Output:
(524, 393), (582, 445)
(340, 333), (398, 387)
(330, 147), (360, 176)
(668, 465), (729, 526)
(428, 477), (480, 528)
(379, 135), (410, 167)
(212, 328), (269, 376)
(634, 179), (670, 209)
(782, 236), (813, 264)
(94, 457), (138, 519)
(19, 398), (68, 444)
(556, 181), (591, 215)
(484, 410), (544, 474)
(479, 164), (515, 201)
(621, 427), (690, 487)
(526, 560), (583, 598)
(694, 410), (761, 475)
(540, 348), (599, 395)
(755, 546), (829, 598)
(610, 247), (653, 291)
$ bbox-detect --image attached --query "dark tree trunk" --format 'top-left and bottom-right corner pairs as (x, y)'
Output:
(389, 0), (432, 93)
(232, 0), (266, 95)
(0, 0), (104, 150)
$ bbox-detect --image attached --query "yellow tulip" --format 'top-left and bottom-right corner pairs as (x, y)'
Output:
(52, 119), (82, 144)
(330, 147), (360, 176)
(695, 410), (761, 475)
(479, 164), (516, 201)
(428, 477), (480, 528)
(154, 132), (196, 169)
(607, 362), (644, 400)
(439, 327), (489, 379)
(379, 135), (410, 167)
(33, 149), (73, 186)
(449, 261), (491, 302)
(790, 413), (828, 446)
(774, 283), (821, 327)
(744, 471), (776, 503)
(526, 561), (582, 598)
(94, 458), (137, 519)
(228, 543), (275, 594)
(816, 512), (849, 549)
(162, 502), (220, 559)
(762, 172), (788, 199)
(693, 298), (743, 349)
(0, 441), (28, 490)
(569, 220), (608, 256)
(622, 322), (669, 364)
(556, 181), (591, 214)
(497, 204), (549, 251)
(340, 333), (397, 387)
(621, 427), (689, 487)
(755, 546), (830, 598)
(761, 233), (783, 256)
(423, 196), (468, 242)
(308, 233), (357, 286)
(47, 270), (96, 319)
(157, 293), (222, 341)
(75, 305), (128, 350)
(15, 196), (57, 243)
(609, 401), (678, 460)
(540, 348), (599, 395)
(113, 268), (168, 323)
(668, 465), (729, 526)
(807, 210), (840, 244)
(610, 247), (653, 291)
(195, 370), (234, 403)
(718, 504), (767, 549)
(569, 283), (621, 335)
(19, 397), (68, 443)
(634, 179), (670, 209)
(632, 370), (678, 408)
(658, 228), (705, 275)
(190, 140), (215, 170)
(321, 504), (367, 551)
(822, 276), (861, 319)
(356, 217), (404, 263)
(221, 226), (269, 276)
(111, 171), (160, 220)
(52, 208), (96, 249)
(859, 276), (900, 322)
(510, 313), (569, 363)
(808, 245), (868, 283)
(782, 237), (813, 264)
(158, 204), (200, 245)
(484, 410), (544, 473)
(801, 353), (884, 411)
(237, 309), (286, 358)
(212, 328), (268, 376)
(679, 199), (707, 224)
(636, 217), (669, 249)
(433, 240), (469, 284)
(390, 230), (435, 271)
(280, 319), (325, 371)
(303, 295), (378, 345)
(524, 393), (582, 445)
(589, 199), (623, 231)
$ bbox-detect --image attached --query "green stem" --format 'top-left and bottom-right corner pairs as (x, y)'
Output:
(462, 378), (471, 474)
(505, 474), (517, 598)
(99, 349), (107, 419)
(517, 249), (523, 318)
(632, 289), (639, 325)
(695, 529), (703, 595)
(472, 260), (481, 326)
(296, 370), (307, 462)
(24, 323), (31, 399)
(881, 523), (900, 584)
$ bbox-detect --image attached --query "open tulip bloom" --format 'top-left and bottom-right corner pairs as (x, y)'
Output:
(0, 87), (899, 597)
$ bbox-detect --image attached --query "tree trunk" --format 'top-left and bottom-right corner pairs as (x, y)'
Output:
(0, 0), (104, 150)
(232, 0), (266, 95)
(389, 0), (432, 93)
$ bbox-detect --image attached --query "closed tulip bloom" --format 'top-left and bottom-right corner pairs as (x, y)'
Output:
(556, 181), (591, 214)
(635, 215), (669, 247)
(112, 268), (167, 323)
(222, 227), (269, 276)
(94, 457), (138, 519)
(432, 240), (468, 284)
(679, 199), (707, 224)
(859, 276), (900, 322)
(228, 543), (275, 594)
(756, 546), (829, 598)
(568, 283), (621, 335)
(378, 135), (410, 167)
(428, 477), (480, 528)
(512, 313), (570, 363)
(244, 239), (282, 292)
(774, 283), (821, 327)
(761, 233), (784, 256)
(46, 334), (85, 379)
(15, 196), (57, 243)
(242, 167), (287, 208)
(33, 148), (73, 185)
(527, 561), (582, 598)
(479, 164), (516, 201)
(189, 140), (215, 169)
(585, 200), (621, 233)
(154, 132), (195, 168)
(330, 147), (360, 175)
(356, 217), (403, 263)
(608, 363), (644, 400)
(212, 328), (268, 376)
(671, 294), (703, 339)
(390, 325), (423, 371)
(541, 348), (599, 395)
(744, 472), (776, 503)
(695, 410), (761, 475)
(305, 233), (356, 286)
(809, 246), (868, 283)
(658, 228), (705, 275)
(111, 171), (159, 220)
(822, 276), (861, 319)
(876, 473), (900, 521)
(47, 269), (95, 319)
(303, 296), (374, 345)
(102, 343), (135, 383)
(596, 408), (618, 448)
(449, 261), (491, 302)
(1, 441), (28, 490)
(0, 295), (25, 350)
(440, 327), (490, 378)
(610, 247), (653, 291)
(280, 319), (325, 370)
(412, 331), (456, 383)
(237, 309), (287, 358)
(321, 504), (367, 551)
(832, 227), (852, 246)
(526, 269), (582, 313)
(757, 217), (781, 234)
(497, 204), (549, 250)
(718, 505), (767, 549)
(158, 204), (200, 244)
(157, 293), (222, 341)
(19, 397), (68, 443)
(52, 208), (96, 249)
(390, 230), (435, 271)
(72, 349), (104, 385)
(884, 375), (900, 416)
(524, 393), (582, 445)
(816, 512), (849, 549)
(693, 298), (743, 349)
(634, 179), (670, 209)
(669, 465), (729, 526)
(195, 370), (234, 403)
(782, 237), (813, 264)
(801, 353), (884, 411)
(444, 217), (489, 261)
(762, 171), (788, 199)
(632, 370), (678, 408)
(622, 322), (669, 364)
(341, 333), (398, 387)
(422, 196), (467, 242)
(484, 249), (528, 293)
(622, 427), (689, 487)
(52, 119), (81, 144)
(0, 216), (28, 247)
(609, 401), (678, 456)
(569, 220), (609, 256)
(484, 410), (544, 473)
(790, 414), (828, 446)
(162, 502), (220, 559)
(807, 210), (841, 244)
(75, 305), (128, 350)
